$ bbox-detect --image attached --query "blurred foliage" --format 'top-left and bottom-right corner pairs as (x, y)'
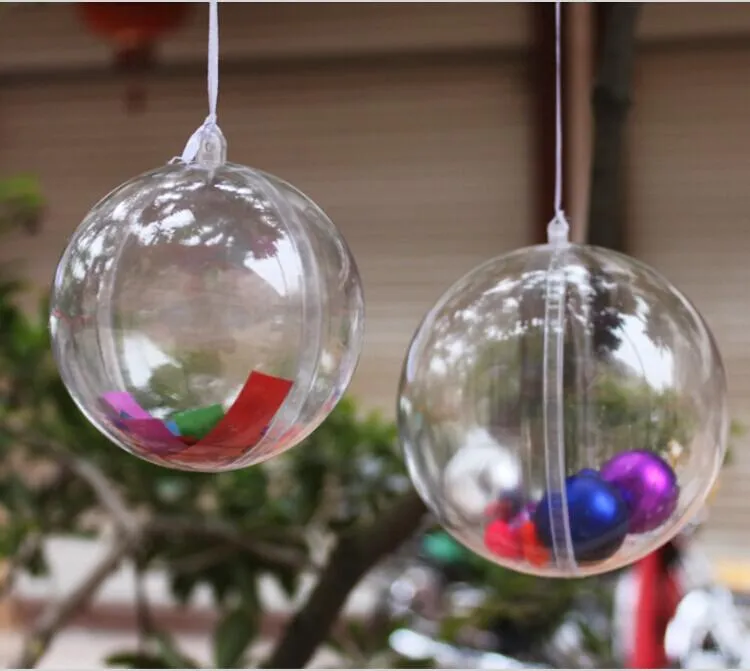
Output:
(0, 175), (44, 235)
(0, 174), (741, 669)
(133, 349), (226, 413)
(0, 171), (414, 664)
(0, 273), (409, 665)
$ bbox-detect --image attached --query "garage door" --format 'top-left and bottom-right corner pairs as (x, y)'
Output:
(0, 53), (532, 415)
(629, 44), (750, 555)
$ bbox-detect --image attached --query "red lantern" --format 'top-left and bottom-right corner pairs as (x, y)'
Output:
(77, 3), (191, 113)
(629, 547), (682, 669)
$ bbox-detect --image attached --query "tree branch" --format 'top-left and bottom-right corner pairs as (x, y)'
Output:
(147, 515), (314, 572)
(133, 557), (155, 651)
(10, 532), (141, 668)
(2, 436), (144, 668)
(1, 429), (138, 537)
(4, 446), (317, 668)
(261, 490), (427, 669)
(0, 533), (42, 602)
(55, 452), (139, 536)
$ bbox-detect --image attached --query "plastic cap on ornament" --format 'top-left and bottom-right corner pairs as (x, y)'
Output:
(398, 230), (727, 578)
(50, 124), (364, 472)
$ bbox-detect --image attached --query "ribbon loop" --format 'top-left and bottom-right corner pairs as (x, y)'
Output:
(180, 0), (222, 165)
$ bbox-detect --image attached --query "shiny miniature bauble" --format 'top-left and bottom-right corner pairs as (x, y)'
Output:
(534, 470), (630, 563)
(398, 239), (728, 577)
(438, 428), (523, 526)
(50, 130), (364, 472)
(600, 450), (679, 534)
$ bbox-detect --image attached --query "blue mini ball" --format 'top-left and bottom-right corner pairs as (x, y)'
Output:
(534, 470), (630, 563)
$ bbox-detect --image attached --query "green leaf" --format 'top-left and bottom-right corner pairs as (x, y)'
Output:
(105, 651), (172, 669)
(292, 455), (327, 524)
(213, 606), (258, 668)
(273, 563), (299, 598)
(24, 544), (48, 576)
(0, 174), (43, 234)
(169, 573), (198, 605)
(230, 562), (259, 608)
(153, 632), (202, 668)
(392, 656), (438, 668)
(207, 565), (234, 605)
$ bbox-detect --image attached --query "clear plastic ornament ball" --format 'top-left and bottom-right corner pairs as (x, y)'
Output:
(398, 230), (727, 577)
(50, 127), (364, 472)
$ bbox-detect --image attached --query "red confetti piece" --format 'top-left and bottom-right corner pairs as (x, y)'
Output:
(100, 371), (294, 470)
(519, 520), (550, 567)
(167, 371), (293, 467)
(484, 519), (522, 559)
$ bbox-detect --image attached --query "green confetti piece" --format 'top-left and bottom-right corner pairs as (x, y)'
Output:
(170, 404), (225, 440)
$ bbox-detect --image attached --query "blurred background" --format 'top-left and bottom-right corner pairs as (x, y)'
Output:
(0, 1), (749, 669)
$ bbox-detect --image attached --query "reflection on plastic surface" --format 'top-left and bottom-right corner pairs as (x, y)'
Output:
(399, 243), (727, 577)
(51, 160), (364, 472)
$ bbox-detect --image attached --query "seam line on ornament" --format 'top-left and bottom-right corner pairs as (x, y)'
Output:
(543, 244), (577, 574)
(543, 0), (577, 574)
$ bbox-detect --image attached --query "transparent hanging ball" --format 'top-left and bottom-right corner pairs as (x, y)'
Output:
(50, 128), (364, 472)
(398, 241), (728, 577)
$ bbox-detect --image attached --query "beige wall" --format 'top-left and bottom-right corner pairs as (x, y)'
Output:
(0, 3), (535, 414)
(0, 3), (530, 73)
(629, 33), (750, 556)
(4, 3), (750, 413)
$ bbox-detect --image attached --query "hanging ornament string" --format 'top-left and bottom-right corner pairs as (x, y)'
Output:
(181, 0), (222, 164)
(548, 0), (569, 245)
(542, 0), (576, 574)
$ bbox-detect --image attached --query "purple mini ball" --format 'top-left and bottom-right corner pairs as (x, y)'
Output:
(599, 450), (679, 534)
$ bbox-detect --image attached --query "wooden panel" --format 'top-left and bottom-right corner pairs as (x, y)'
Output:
(6, 3), (750, 77)
(639, 3), (750, 44)
(629, 45), (750, 555)
(0, 52), (532, 415)
(0, 3), (531, 74)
